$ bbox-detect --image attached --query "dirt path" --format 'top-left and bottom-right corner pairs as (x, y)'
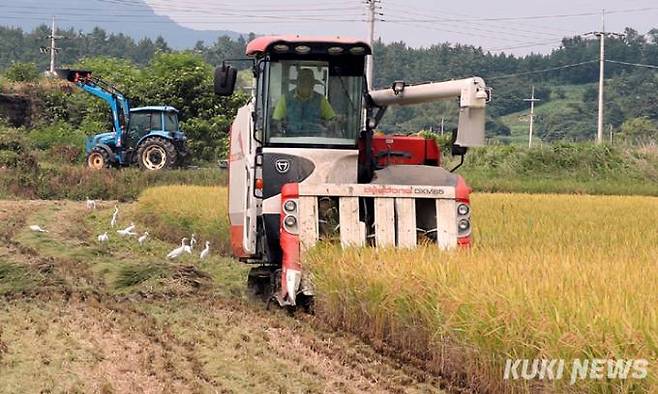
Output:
(0, 200), (448, 394)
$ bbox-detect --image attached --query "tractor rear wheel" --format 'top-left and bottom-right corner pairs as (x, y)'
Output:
(86, 147), (111, 170)
(137, 137), (177, 171)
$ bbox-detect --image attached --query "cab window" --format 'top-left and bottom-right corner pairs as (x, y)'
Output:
(150, 112), (162, 131)
(129, 112), (150, 135)
(265, 60), (364, 147)
(164, 112), (178, 132)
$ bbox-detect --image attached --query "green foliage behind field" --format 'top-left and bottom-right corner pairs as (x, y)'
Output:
(459, 143), (658, 195)
(0, 124), (225, 200)
(1, 52), (248, 164)
(4, 25), (658, 146)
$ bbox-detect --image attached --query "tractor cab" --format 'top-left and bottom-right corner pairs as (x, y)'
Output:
(126, 106), (183, 147)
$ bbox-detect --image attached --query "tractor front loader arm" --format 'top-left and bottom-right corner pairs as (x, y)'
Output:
(55, 69), (130, 148)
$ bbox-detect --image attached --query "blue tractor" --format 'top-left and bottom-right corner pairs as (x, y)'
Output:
(56, 69), (188, 170)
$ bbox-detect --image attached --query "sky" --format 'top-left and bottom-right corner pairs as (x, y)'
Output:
(144, 0), (658, 54)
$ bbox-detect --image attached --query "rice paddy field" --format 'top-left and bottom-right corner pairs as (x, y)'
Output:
(308, 193), (658, 393)
(1, 186), (655, 393)
(132, 186), (657, 392)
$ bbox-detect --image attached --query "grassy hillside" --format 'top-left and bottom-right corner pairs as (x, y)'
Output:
(498, 84), (594, 145)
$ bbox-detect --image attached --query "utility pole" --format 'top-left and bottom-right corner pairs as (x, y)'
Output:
(365, 0), (380, 91)
(440, 116), (445, 136)
(523, 86), (541, 148)
(585, 10), (623, 144)
(41, 17), (63, 76)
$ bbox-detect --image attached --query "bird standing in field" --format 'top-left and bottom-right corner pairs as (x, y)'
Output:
(117, 223), (137, 237)
(183, 241), (193, 254)
(98, 232), (109, 243)
(199, 241), (210, 260)
(167, 238), (188, 259)
(110, 205), (119, 228)
(29, 225), (48, 233)
(86, 197), (97, 210)
(190, 234), (197, 250)
(138, 231), (149, 246)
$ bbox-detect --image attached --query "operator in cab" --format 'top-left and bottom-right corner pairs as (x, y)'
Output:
(271, 68), (336, 135)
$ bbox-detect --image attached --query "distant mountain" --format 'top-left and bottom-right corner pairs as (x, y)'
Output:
(0, 0), (243, 48)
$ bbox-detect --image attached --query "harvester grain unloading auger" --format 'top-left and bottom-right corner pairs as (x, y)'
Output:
(215, 36), (490, 310)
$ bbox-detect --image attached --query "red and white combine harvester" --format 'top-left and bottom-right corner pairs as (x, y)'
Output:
(215, 36), (490, 310)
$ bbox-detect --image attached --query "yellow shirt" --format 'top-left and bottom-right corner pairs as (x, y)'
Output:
(272, 92), (336, 121)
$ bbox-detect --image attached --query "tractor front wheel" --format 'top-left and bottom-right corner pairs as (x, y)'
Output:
(137, 137), (177, 171)
(86, 147), (111, 170)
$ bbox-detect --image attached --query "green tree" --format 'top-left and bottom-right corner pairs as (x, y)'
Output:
(618, 117), (658, 143)
(4, 62), (40, 82)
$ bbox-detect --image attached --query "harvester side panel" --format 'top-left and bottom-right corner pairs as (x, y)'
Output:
(228, 103), (259, 257)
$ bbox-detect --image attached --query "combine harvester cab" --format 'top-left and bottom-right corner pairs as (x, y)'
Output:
(215, 36), (490, 308)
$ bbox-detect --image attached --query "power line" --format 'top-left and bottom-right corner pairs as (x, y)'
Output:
(0, 14), (366, 24)
(385, 0), (589, 35)
(487, 60), (598, 80)
(379, 6), (658, 23)
(384, 3), (569, 40)
(605, 59), (658, 69)
(385, 20), (542, 45)
(488, 41), (564, 52)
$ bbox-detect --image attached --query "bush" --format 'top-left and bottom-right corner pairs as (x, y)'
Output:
(48, 144), (83, 164)
(465, 143), (633, 177)
(4, 62), (41, 83)
(0, 128), (38, 171)
(618, 117), (658, 144)
(0, 164), (226, 201)
(182, 116), (231, 161)
(26, 121), (86, 150)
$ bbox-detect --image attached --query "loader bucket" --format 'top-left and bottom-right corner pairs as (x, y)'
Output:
(54, 68), (93, 82)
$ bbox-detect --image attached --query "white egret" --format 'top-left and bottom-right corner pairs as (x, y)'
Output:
(199, 241), (210, 260)
(167, 238), (188, 259)
(110, 205), (119, 228)
(190, 233), (197, 250)
(117, 224), (137, 237)
(138, 231), (149, 245)
(29, 225), (48, 233)
(98, 232), (109, 242)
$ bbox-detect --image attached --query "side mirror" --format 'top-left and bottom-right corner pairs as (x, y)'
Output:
(214, 64), (237, 96)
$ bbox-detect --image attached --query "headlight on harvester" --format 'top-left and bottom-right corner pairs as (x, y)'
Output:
(457, 203), (470, 216)
(284, 215), (297, 228)
(284, 200), (297, 213)
(458, 219), (470, 232)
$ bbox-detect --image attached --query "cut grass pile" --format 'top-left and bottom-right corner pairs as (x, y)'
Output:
(307, 193), (658, 393)
(135, 185), (231, 255)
